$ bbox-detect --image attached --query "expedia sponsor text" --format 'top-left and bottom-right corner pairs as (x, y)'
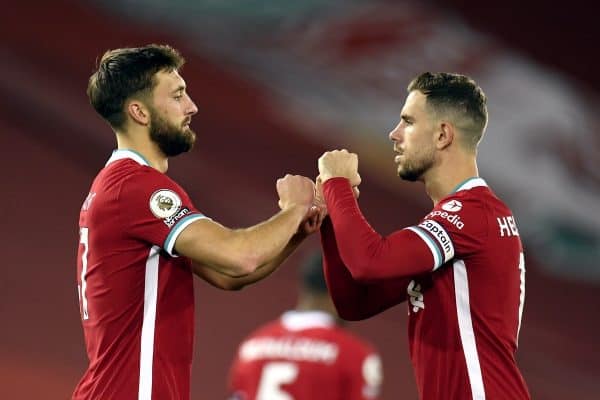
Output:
(425, 210), (464, 230)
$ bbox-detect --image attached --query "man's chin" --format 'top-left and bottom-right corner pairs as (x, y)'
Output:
(398, 168), (420, 182)
(186, 130), (197, 150)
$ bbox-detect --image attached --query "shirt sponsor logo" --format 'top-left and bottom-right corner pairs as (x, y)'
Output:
(425, 210), (465, 230)
(441, 199), (463, 212)
(149, 189), (182, 219)
(407, 280), (424, 313)
(240, 337), (339, 364)
(163, 207), (191, 228)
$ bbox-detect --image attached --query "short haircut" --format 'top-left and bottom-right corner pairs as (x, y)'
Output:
(408, 72), (488, 149)
(300, 252), (328, 294)
(87, 44), (184, 129)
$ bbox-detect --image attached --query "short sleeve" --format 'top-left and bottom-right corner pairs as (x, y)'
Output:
(118, 169), (209, 256)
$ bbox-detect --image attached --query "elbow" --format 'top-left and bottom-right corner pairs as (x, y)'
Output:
(330, 294), (370, 321)
(233, 255), (261, 277)
(335, 305), (369, 321)
(346, 264), (372, 283)
(339, 253), (373, 283)
(220, 254), (261, 278)
(337, 310), (362, 321)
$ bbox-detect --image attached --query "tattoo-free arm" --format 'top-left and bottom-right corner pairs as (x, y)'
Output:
(175, 205), (307, 278)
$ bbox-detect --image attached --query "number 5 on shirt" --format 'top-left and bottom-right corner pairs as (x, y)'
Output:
(256, 362), (299, 400)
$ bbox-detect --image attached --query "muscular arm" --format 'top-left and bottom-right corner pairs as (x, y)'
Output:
(175, 204), (307, 278)
(323, 178), (435, 282)
(192, 232), (306, 290)
(321, 217), (409, 321)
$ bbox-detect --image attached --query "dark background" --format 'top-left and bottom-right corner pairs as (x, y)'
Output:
(1, 1), (598, 399)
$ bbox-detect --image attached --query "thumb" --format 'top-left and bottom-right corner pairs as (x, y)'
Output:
(349, 173), (361, 187)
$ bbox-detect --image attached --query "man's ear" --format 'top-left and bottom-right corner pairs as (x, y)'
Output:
(436, 121), (455, 150)
(126, 100), (150, 126)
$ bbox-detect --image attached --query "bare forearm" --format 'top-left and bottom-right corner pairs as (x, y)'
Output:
(236, 205), (307, 268)
(194, 233), (306, 290)
(233, 233), (305, 288)
(176, 204), (308, 277)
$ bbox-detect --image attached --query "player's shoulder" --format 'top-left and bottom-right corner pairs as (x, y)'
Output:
(112, 163), (186, 202)
(445, 177), (492, 204)
(446, 177), (513, 215)
(324, 325), (377, 354)
(417, 178), (497, 247)
(103, 149), (179, 185)
(328, 327), (381, 384)
(431, 177), (496, 218)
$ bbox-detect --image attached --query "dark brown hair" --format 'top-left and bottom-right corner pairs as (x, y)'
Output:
(408, 72), (488, 149)
(87, 44), (184, 129)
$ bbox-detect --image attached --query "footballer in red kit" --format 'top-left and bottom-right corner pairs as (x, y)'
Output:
(74, 45), (323, 400)
(316, 72), (530, 399)
(228, 311), (382, 400)
(228, 252), (382, 400)
(73, 150), (206, 399)
(321, 177), (528, 399)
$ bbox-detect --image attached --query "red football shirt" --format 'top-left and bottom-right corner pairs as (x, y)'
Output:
(321, 177), (530, 400)
(73, 150), (208, 400)
(228, 311), (382, 400)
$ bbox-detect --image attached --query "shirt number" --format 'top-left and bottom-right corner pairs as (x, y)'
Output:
(256, 362), (299, 400)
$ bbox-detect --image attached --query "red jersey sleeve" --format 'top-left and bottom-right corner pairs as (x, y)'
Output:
(323, 178), (487, 279)
(321, 217), (410, 321)
(117, 168), (209, 256)
(323, 178), (437, 280)
(410, 191), (487, 269)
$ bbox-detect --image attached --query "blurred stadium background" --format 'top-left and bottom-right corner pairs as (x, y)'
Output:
(1, 0), (598, 398)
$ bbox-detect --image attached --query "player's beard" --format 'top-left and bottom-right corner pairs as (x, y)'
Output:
(397, 149), (435, 182)
(149, 112), (196, 157)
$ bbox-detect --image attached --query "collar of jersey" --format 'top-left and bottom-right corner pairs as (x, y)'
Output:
(105, 149), (151, 167)
(451, 177), (488, 193)
(281, 310), (335, 331)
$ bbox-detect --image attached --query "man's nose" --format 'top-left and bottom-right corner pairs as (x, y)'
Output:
(389, 126), (402, 142)
(187, 99), (198, 115)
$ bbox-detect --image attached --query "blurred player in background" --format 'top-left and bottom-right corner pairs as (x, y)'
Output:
(73, 44), (324, 400)
(228, 251), (382, 400)
(316, 72), (530, 399)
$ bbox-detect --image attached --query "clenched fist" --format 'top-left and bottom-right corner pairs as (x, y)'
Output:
(318, 149), (362, 186)
(276, 174), (315, 211)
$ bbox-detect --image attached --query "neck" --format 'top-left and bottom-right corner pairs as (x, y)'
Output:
(423, 151), (479, 204)
(115, 127), (168, 173)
